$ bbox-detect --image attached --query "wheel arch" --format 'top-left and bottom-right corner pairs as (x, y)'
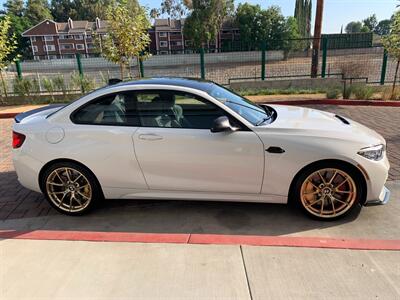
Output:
(38, 158), (104, 198)
(288, 159), (368, 205)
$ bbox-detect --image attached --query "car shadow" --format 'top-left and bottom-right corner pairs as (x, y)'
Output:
(0, 169), (362, 237)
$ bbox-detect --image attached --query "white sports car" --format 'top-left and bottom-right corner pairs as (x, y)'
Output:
(12, 78), (390, 220)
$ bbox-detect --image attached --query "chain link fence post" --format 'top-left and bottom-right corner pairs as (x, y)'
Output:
(261, 41), (266, 80)
(200, 48), (205, 80)
(380, 50), (388, 86)
(76, 53), (84, 92)
(321, 37), (328, 78)
(15, 60), (22, 80)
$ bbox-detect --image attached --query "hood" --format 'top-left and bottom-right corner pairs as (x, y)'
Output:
(256, 104), (385, 146)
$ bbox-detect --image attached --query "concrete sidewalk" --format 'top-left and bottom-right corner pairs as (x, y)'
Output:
(1, 239), (399, 299)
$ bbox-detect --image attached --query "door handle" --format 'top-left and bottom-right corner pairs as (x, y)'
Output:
(266, 146), (285, 154)
(138, 133), (163, 141)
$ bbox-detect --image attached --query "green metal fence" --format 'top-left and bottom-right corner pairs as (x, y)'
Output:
(0, 36), (395, 100)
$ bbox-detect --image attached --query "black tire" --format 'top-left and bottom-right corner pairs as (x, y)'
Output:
(41, 161), (103, 215)
(291, 161), (365, 221)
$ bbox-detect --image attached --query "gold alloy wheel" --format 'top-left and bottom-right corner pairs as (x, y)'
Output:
(300, 168), (357, 218)
(46, 167), (92, 213)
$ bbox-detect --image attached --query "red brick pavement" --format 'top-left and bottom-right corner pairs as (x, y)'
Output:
(0, 105), (399, 221)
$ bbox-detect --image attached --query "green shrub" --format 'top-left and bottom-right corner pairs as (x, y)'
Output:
(71, 72), (95, 93)
(326, 89), (341, 99)
(42, 77), (55, 101)
(13, 77), (33, 97)
(351, 85), (375, 100)
(343, 85), (353, 99)
(53, 75), (67, 95)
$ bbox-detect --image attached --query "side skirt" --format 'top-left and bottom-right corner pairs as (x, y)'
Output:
(102, 187), (287, 204)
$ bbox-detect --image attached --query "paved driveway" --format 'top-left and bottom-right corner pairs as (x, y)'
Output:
(0, 105), (399, 226)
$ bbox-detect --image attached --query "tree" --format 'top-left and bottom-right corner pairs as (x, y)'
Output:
(149, 8), (160, 20)
(25, 0), (52, 25)
(4, 0), (24, 17)
(363, 14), (378, 32)
(183, 0), (234, 49)
(50, 0), (78, 21)
(160, 0), (186, 19)
(383, 11), (400, 99)
(235, 4), (300, 51)
(375, 19), (391, 36)
(6, 13), (31, 58)
(76, 0), (112, 20)
(234, 3), (261, 50)
(294, 0), (311, 38)
(100, 0), (151, 79)
(345, 21), (363, 33)
(0, 15), (18, 100)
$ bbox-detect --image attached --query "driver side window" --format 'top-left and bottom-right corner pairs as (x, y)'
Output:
(135, 90), (227, 129)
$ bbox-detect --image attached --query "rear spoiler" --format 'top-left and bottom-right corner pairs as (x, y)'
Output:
(14, 104), (66, 123)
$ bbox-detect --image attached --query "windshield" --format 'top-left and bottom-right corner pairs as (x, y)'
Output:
(209, 84), (271, 125)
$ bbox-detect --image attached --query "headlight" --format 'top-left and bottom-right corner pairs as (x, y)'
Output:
(357, 144), (385, 161)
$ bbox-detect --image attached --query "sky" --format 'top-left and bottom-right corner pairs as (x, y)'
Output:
(0, 0), (397, 33)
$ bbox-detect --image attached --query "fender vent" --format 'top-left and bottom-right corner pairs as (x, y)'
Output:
(335, 115), (350, 125)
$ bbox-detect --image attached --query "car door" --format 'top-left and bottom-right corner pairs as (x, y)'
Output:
(132, 89), (265, 194)
(69, 91), (147, 190)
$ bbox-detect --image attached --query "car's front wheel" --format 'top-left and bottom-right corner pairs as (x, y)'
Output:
(42, 162), (102, 215)
(293, 163), (364, 220)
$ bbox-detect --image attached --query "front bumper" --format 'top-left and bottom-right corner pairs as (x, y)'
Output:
(364, 186), (391, 206)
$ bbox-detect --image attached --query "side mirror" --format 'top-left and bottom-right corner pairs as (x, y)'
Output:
(211, 116), (239, 133)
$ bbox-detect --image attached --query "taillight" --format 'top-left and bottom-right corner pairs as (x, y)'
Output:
(12, 131), (26, 149)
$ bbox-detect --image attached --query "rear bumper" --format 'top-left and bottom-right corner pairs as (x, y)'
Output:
(364, 186), (391, 206)
(13, 149), (43, 193)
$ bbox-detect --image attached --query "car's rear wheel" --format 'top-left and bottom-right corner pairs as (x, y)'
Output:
(294, 163), (364, 220)
(42, 162), (101, 215)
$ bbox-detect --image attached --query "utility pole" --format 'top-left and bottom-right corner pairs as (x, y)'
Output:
(311, 0), (324, 78)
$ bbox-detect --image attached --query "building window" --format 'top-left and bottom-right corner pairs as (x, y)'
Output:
(159, 32), (167, 37)
(44, 45), (56, 51)
(159, 51), (168, 55)
(159, 41), (168, 47)
(32, 46), (38, 52)
(48, 55), (58, 60)
(76, 44), (85, 50)
(44, 36), (54, 41)
(62, 54), (75, 59)
(74, 35), (84, 40)
(31, 37), (36, 42)
(86, 34), (92, 39)
(87, 43), (95, 49)
(185, 40), (192, 46)
(170, 31), (181, 36)
(59, 34), (73, 39)
(171, 41), (182, 46)
(60, 44), (74, 50)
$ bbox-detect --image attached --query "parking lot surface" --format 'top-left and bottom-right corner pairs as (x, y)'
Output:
(0, 105), (399, 237)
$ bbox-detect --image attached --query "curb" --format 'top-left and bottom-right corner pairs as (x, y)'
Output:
(0, 112), (18, 119)
(1, 230), (400, 251)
